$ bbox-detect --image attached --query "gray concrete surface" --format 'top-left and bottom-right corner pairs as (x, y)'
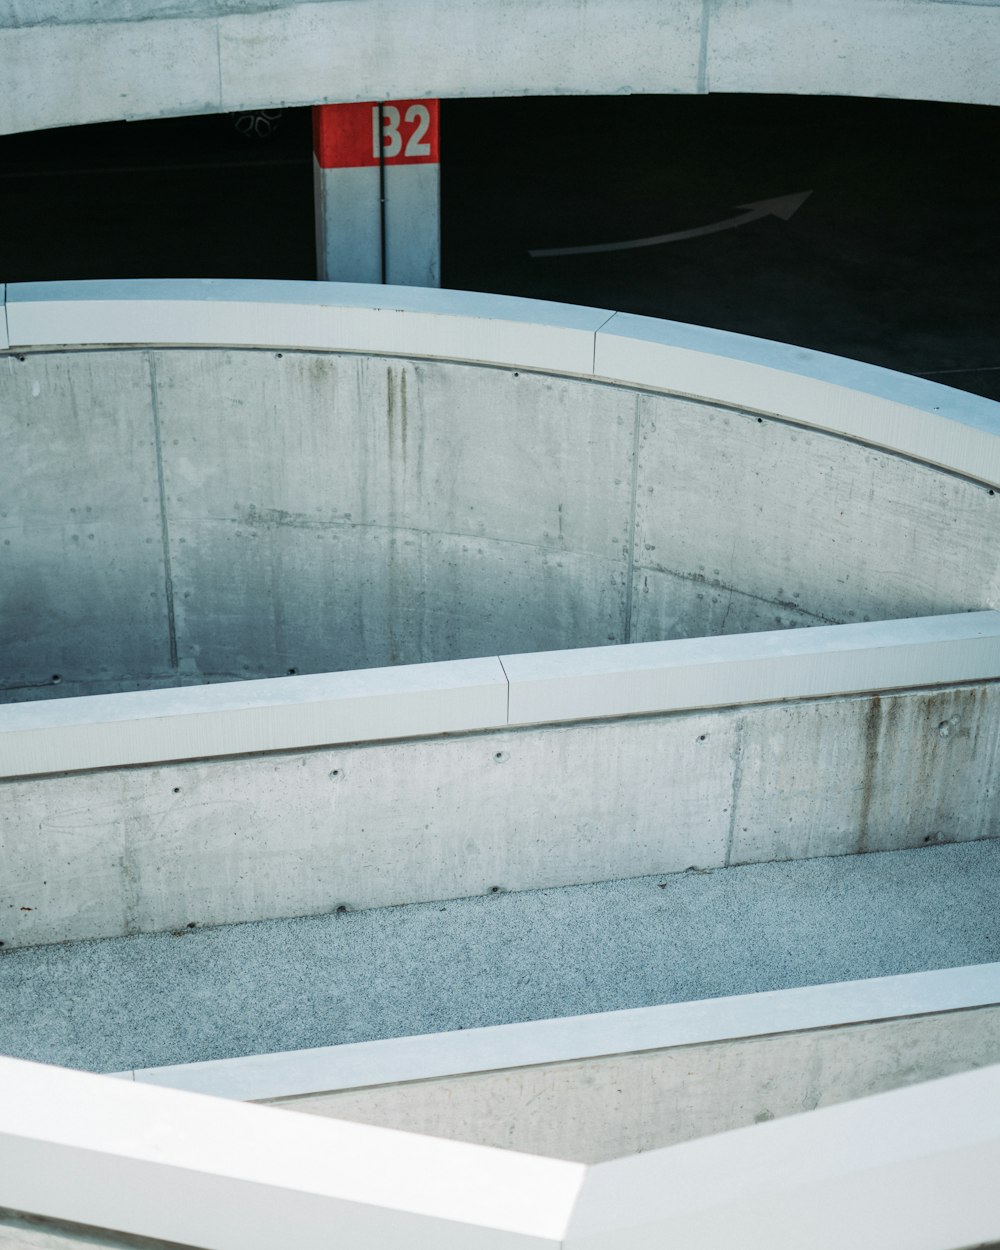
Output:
(1, 0), (998, 137)
(2, 348), (998, 704)
(1, 839), (998, 1075)
(0, 1209), (193, 1250)
(282, 1006), (1000, 1161)
(4, 682), (998, 949)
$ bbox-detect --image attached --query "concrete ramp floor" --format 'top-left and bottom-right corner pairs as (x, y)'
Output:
(1, 838), (998, 1075)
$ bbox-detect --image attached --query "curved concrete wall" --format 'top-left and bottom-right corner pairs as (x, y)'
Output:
(1, 0), (999, 136)
(2, 280), (1000, 703)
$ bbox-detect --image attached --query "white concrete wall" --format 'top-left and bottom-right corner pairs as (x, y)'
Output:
(1, 1), (999, 136)
(2, 1051), (1000, 1250)
(3, 281), (999, 703)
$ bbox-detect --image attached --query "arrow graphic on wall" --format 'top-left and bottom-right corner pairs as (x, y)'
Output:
(528, 190), (813, 258)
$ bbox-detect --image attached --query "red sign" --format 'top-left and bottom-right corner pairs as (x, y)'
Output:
(313, 100), (440, 169)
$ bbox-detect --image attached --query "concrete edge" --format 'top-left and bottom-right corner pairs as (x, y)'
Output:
(120, 962), (1000, 1103)
(596, 312), (1000, 487)
(0, 283), (8, 350)
(4, 1054), (1000, 1250)
(4, 280), (612, 377)
(2, 612), (999, 779)
(5, 280), (1000, 486)
(565, 1064), (1000, 1249)
(0, 1054), (584, 1250)
(2, 0), (1000, 138)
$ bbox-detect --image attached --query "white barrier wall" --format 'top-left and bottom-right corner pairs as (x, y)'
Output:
(123, 964), (1000, 1163)
(1, 0), (999, 136)
(2, 281), (999, 704)
(2, 1051), (999, 1250)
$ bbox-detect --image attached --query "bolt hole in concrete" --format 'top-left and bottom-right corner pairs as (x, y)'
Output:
(335, 905), (349, 914)
(287, 668), (298, 676)
(494, 751), (508, 762)
(50, 675), (60, 684)
(172, 787), (181, 794)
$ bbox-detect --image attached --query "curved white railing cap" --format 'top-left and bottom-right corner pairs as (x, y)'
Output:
(5, 277), (612, 375)
(597, 310), (1000, 487)
(6, 278), (1000, 486)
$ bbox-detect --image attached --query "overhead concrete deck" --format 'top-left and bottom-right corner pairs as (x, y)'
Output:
(1, 0), (999, 136)
(1, 838), (997, 1076)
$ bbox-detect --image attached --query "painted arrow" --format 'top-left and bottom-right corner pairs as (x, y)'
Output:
(528, 190), (813, 258)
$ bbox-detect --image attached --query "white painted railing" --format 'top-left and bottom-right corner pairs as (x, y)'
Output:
(1, 612), (998, 780)
(6, 279), (1000, 488)
(1, 1050), (999, 1249)
(123, 962), (1000, 1102)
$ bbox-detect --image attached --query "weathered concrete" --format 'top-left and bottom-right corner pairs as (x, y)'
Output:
(1, 841), (999, 1073)
(2, 682), (998, 949)
(0, 351), (171, 700)
(279, 1006), (1000, 1163)
(1, 1), (999, 137)
(2, 282), (999, 701)
(4, 612), (996, 779)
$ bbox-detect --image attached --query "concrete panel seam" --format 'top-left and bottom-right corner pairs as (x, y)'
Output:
(214, 16), (223, 113)
(698, 0), (711, 93)
(497, 654), (511, 725)
(148, 353), (178, 670)
(591, 311), (617, 376)
(622, 393), (641, 644)
(724, 716), (746, 867)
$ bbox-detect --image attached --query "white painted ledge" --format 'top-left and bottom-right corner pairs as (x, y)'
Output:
(0, 1055), (583, 1250)
(5, 279), (999, 487)
(5, 279), (612, 377)
(0, 657), (507, 778)
(502, 610), (1000, 726)
(595, 311), (1000, 487)
(1, 612), (998, 779)
(565, 1063), (1000, 1250)
(122, 962), (1000, 1103)
(3, 1053), (999, 1250)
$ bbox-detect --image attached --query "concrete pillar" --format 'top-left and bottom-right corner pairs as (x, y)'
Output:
(312, 100), (441, 287)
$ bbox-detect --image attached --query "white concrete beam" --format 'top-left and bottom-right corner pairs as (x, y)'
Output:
(0, 1055), (582, 1250)
(124, 962), (1000, 1102)
(502, 611), (1000, 726)
(0, 656), (508, 778)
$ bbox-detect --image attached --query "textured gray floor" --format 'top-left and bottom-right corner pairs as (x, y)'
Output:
(1, 839), (998, 1075)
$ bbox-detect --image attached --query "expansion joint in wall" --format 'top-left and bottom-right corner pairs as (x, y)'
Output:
(148, 352), (178, 670)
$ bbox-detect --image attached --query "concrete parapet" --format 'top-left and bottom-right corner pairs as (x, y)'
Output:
(1, 1), (999, 136)
(3, 667), (999, 947)
(129, 961), (1000, 1101)
(2, 1048), (1000, 1249)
